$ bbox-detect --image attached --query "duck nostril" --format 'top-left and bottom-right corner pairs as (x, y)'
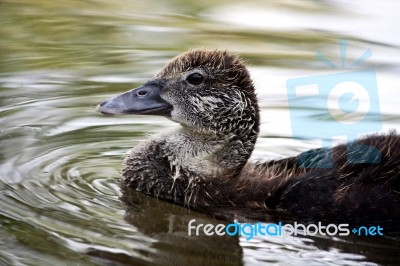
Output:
(137, 90), (147, 97)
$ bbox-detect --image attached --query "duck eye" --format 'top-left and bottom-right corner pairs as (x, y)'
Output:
(186, 73), (204, 86)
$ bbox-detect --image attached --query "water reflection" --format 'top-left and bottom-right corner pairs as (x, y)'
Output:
(1, 0), (400, 265)
(122, 187), (243, 265)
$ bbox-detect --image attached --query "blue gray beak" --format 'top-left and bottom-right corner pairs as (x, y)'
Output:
(96, 80), (172, 116)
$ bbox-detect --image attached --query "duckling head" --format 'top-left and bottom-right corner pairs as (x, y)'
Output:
(97, 49), (260, 137)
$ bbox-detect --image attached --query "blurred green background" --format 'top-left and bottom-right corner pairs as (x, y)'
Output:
(1, 0), (399, 265)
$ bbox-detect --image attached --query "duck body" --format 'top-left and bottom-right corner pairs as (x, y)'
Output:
(123, 129), (400, 226)
(97, 50), (400, 227)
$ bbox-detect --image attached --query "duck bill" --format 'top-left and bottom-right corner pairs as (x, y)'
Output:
(96, 82), (172, 116)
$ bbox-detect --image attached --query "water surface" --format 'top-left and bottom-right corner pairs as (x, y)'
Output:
(1, 0), (400, 265)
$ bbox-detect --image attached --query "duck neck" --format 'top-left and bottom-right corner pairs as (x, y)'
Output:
(164, 123), (258, 180)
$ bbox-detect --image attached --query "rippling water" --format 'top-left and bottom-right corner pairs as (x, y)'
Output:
(1, 0), (400, 265)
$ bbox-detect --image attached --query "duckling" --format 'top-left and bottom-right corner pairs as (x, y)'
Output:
(97, 50), (400, 226)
